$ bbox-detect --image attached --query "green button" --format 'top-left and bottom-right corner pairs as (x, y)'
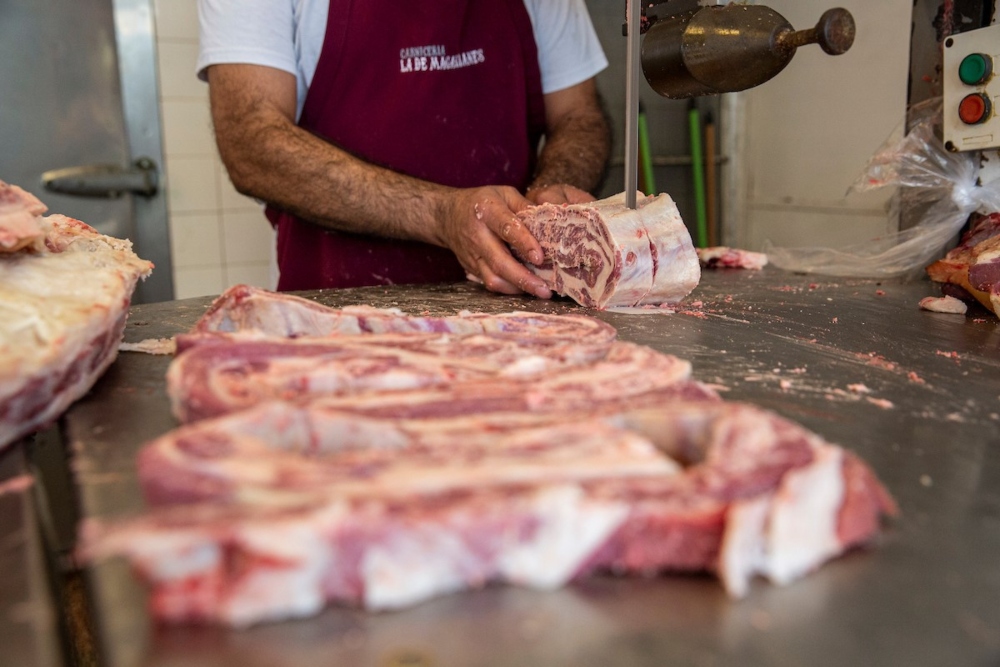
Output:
(959, 53), (991, 85)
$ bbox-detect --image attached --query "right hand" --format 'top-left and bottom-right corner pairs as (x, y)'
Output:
(436, 186), (552, 299)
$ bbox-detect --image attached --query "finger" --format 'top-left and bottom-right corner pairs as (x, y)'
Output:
(564, 185), (596, 204)
(476, 263), (522, 296)
(479, 237), (552, 300)
(494, 215), (545, 266)
(482, 194), (544, 266)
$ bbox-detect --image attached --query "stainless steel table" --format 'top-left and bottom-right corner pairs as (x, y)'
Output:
(0, 443), (64, 667)
(64, 270), (1000, 666)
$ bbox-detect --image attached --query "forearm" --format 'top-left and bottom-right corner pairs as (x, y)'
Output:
(530, 99), (610, 195)
(212, 83), (451, 247)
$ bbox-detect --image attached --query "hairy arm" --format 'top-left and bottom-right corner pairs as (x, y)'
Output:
(527, 78), (611, 205)
(207, 63), (550, 297)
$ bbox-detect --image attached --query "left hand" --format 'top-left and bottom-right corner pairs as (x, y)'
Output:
(525, 184), (595, 206)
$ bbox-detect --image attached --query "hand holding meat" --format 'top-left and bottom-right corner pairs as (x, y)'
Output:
(437, 185), (552, 299)
(199, 1), (611, 291)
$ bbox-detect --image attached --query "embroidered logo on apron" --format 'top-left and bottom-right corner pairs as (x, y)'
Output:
(399, 45), (486, 73)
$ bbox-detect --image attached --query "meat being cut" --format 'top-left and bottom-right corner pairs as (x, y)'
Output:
(80, 400), (895, 626)
(516, 192), (700, 309)
(0, 205), (152, 448)
(926, 211), (1000, 316)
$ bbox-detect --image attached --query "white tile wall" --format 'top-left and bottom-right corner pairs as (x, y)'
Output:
(741, 0), (912, 251)
(153, 0), (274, 300)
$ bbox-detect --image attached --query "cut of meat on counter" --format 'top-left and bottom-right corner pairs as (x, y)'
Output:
(168, 286), (709, 422)
(516, 192), (700, 309)
(697, 247), (769, 270)
(926, 211), (1000, 317)
(79, 288), (896, 627)
(0, 179), (49, 252)
(0, 185), (153, 449)
(168, 332), (713, 423)
(184, 284), (618, 345)
(80, 401), (895, 627)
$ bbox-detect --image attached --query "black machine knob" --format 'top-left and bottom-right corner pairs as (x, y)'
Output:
(641, 5), (856, 99)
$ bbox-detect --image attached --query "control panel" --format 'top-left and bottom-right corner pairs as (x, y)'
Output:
(943, 23), (1000, 152)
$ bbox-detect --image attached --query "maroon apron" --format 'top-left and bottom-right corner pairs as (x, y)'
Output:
(266, 0), (546, 291)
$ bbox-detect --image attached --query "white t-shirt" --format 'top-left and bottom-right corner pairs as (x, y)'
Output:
(197, 0), (609, 120)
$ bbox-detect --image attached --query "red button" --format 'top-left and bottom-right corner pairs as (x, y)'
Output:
(959, 93), (991, 125)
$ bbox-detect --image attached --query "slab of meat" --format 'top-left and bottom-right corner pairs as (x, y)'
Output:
(926, 211), (1000, 316)
(516, 192), (700, 309)
(80, 400), (895, 626)
(697, 247), (769, 270)
(0, 180), (48, 252)
(167, 328), (711, 422)
(0, 212), (153, 448)
(186, 284), (617, 346)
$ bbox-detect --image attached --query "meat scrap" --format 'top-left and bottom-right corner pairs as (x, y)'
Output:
(918, 296), (967, 314)
(0, 180), (48, 252)
(516, 192), (700, 309)
(81, 400), (895, 626)
(926, 211), (1000, 316)
(1, 197), (153, 449)
(697, 247), (769, 270)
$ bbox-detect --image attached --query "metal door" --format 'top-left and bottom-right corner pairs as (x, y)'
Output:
(0, 0), (173, 302)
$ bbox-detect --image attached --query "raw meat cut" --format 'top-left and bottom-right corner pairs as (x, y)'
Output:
(169, 286), (638, 421)
(0, 211), (152, 448)
(697, 247), (769, 270)
(926, 211), (1000, 316)
(167, 330), (711, 422)
(187, 284), (616, 346)
(516, 192), (700, 309)
(0, 180), (48, 252)
(80, 400), (895, 626)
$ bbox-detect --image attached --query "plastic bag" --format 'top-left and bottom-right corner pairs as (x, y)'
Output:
(764, 97), (1000, 278)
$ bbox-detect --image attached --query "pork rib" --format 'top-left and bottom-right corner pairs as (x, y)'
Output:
(81, 400), (894, 626)
(517, 192), (700, 309)
(0, 213), (152, 448)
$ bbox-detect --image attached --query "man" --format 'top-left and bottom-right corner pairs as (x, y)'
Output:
(197, 0), (611, 296)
